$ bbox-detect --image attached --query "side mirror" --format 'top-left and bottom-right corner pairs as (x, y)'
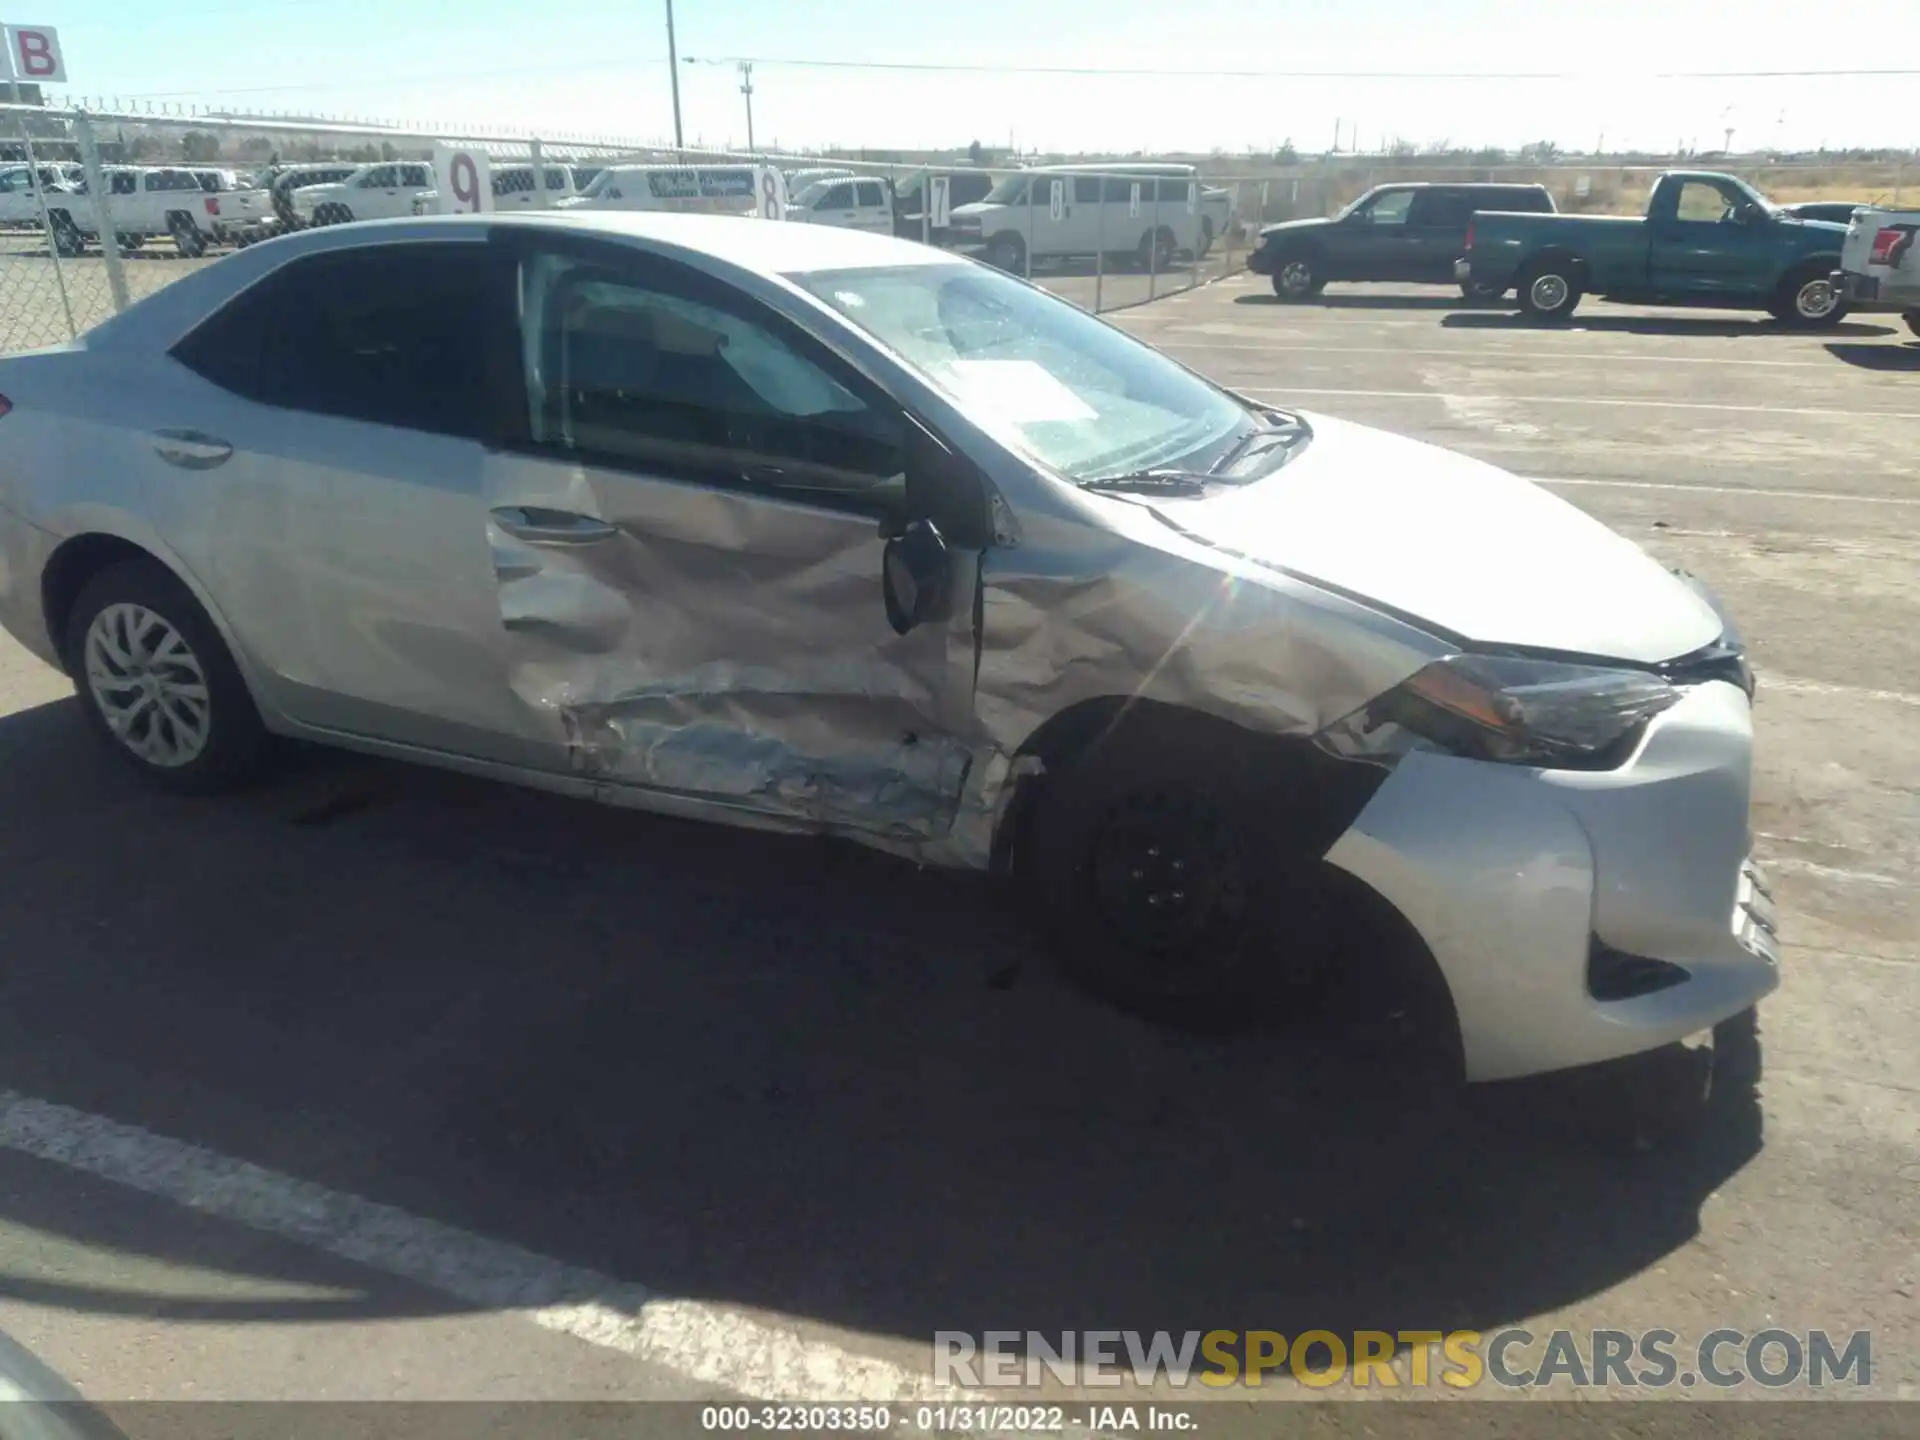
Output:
(882, 520), (952, 636)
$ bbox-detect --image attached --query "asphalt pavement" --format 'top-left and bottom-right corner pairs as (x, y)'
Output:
(0, 269), (1913, 1427)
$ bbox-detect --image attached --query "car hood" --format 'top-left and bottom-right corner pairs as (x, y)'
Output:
(1257, 216), (1333, 240)
(1145, 412), (1722, 664)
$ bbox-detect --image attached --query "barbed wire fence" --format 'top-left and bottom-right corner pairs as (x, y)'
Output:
(2, 98), (1912, 355)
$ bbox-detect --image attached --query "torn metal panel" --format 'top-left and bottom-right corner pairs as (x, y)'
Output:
(965, 491), (1449, 765)
(484, 450), (982, 837)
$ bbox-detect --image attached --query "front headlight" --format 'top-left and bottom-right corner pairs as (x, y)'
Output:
(1318, 653), (1682, 769)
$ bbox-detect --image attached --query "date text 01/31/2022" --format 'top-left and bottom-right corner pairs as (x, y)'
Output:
(700, 1404), (1195, 1431)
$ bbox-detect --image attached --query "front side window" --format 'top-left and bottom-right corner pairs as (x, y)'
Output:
(855, 180), (886, 208)
(401, 165), (431, 187)
(794, 262), (1253, 482)
(1362, 189), (1415, 226)
(519, 250), (904, 510)
(172, 243), (497, 440)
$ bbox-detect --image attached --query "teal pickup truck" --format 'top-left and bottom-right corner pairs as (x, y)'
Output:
(1457, 171), (1852, 325)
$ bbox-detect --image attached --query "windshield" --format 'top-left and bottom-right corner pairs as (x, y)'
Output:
(1332, 188), (1378, 221)
(792, 263), (1258, 481)
(582, 169), (625, 199)
(982, 173), (1029, 204)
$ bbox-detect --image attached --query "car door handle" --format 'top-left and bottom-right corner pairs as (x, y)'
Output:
(152, 428), (233, 469)
(489, 506), (619, 545)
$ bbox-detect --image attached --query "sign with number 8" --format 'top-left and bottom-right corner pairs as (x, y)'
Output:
(755, 167), (788, 220)
(432, 145), (494, 215)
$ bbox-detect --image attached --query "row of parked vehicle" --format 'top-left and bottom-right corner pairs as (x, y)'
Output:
(5, 153), (1236, 277)
(1244, 170), (1918, 332)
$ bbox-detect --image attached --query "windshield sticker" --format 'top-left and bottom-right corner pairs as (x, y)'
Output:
(947, 360), (1098, 424)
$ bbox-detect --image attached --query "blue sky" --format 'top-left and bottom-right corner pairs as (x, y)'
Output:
(28, 0), (1920, 156)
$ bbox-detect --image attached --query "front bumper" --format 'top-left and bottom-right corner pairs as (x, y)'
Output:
(1247, 244), (1276, 275)
(1325, 680), (1778, 1082)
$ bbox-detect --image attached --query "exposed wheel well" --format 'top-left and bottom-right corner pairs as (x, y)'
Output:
(1522, 247), (1588, 285)
(40, 533), (158, 669)
(994, 695), (1461, 1072)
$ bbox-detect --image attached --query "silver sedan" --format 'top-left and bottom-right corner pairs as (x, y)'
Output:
(0, 211), (1777, 1080)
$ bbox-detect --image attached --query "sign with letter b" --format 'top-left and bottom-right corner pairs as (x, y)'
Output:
(4, 25), (66, 83)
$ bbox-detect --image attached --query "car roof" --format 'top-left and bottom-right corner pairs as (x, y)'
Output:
(487, 210), (947, 272)
(84, 212), (959, 355)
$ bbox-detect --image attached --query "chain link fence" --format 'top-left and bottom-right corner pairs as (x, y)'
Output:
(0, 105), (1255, 355)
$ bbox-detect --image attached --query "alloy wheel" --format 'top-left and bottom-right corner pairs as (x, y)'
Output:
(83, 602), (213, 768)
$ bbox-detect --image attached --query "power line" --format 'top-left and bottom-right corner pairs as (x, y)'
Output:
(682, 54), (1920, 80)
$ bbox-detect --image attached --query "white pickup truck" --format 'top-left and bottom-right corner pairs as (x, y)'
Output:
(43, 166), (223, 257)
(190, 168), (276, 247)
(1835, 208), (1920, 336)
(289, 161), (436, 227)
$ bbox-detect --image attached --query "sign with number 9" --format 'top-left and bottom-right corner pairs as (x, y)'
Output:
(432, 145), (494, 215)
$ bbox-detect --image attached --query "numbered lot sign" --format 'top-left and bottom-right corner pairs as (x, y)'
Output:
(1048, 179), (1064, 222)
(2, 25), (65, 83)
(754, 166), (788, 220)
(930, 175), (950, 228)
(1128, 182), (1141, 218)
(433, 146), (493, 215)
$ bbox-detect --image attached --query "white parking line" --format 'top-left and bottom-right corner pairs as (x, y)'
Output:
(1754, 674), (1920, 708)
(0, 1090), (941, 1404)
(1525, 476), (1920, 509)
(1152, 341), (1839, 370)
(1242, 386), (1920, 421)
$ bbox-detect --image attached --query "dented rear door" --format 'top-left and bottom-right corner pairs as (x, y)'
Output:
(484, 232), (981, 840)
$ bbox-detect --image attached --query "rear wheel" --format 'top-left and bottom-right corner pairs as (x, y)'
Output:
(1906, 310), (1920, 338)
(1270, 255), (1322, 300)
(64, 560), (271, 794)
(1517, 259), (1582, 320)
(1770, 264), (1847, 327)
(1136, 227), (1175, 272)
(312, 202), (353, 228)
(167, 212), (208, 258)
(47, 209), (83, 257)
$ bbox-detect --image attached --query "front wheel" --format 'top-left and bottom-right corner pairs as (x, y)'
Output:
(1517, 261), (1582, 320)
(984, 231), (1026, 272)
(1770, 265), (1847, 327)
(65, 560), (271, 794)
(1270, 255), (1322, 300)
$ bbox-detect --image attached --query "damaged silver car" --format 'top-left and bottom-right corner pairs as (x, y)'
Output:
(0, 212), (1778, 1081)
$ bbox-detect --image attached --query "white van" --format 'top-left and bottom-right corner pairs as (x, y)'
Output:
(559, 165), (764, 216)
(948, 163), (1231, 272)
(786, 175), (893, 233)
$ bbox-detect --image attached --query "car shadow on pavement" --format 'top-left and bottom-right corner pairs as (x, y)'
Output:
(1235, 293), (1488, 311)
(1441, 312), (1898, 339)
(0, 698), (1764, 1356)
(1823, 341), (1920, 370)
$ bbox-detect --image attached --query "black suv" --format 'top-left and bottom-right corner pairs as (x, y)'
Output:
(1248, 182), (1556, 300)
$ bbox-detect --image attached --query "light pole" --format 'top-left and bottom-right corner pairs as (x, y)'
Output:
(664, 0), (684, 149)
(738, 61), (755, 153)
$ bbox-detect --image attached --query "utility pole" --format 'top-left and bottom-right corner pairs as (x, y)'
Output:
(1331, 118), (1340, 153)
(664, 0), (684, 149)
(738, 61), (755, 153)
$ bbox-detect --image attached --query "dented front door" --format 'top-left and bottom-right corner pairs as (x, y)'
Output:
(485, 236), (982, 840)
